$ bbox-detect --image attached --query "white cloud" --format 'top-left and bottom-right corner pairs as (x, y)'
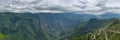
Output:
(105, 0), (120, 7)
(0, 0), (120, 14)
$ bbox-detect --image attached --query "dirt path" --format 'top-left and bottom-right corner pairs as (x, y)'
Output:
(104, 31), (108, 40)
(90, 22), (120, 40)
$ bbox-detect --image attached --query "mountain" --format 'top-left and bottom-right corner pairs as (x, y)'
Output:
(35, 13), (83, 40)
(1, 12), (120, 40)
(0, 13), (46, 40)
(0, 12), (97, 40)
(69, 18), (120, 40)
(99, 12), (120, 19)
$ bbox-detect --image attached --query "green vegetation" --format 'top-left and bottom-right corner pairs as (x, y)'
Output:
(0, 13), (65, 40)
(0, 33), (5, 39)
(0, 13), (46, 40)
(69, 18), (120, 40)
(70, 33), (91, 40)
(1, 13), (120, 40)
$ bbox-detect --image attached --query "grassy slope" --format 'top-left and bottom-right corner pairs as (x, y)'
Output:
(70, 18), (120, 40)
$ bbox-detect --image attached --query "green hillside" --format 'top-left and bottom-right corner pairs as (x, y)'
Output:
(1, 13), (120, 40)
(0, 13), (79, 40)
(0, 13), (46, 40)
(69, 18), (120, 40)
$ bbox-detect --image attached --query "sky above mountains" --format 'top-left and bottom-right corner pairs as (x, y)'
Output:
(0, 0), (120, 15)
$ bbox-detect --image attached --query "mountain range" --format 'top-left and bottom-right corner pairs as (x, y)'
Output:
(0, 12), (120, 40)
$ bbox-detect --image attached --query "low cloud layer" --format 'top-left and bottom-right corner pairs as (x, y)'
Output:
(0, 0), (120, 14)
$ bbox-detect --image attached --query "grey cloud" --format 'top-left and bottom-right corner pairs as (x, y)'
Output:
(0, 0), (120, 14)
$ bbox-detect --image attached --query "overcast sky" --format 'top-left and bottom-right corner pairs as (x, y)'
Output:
(0, 0), (120, 15)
